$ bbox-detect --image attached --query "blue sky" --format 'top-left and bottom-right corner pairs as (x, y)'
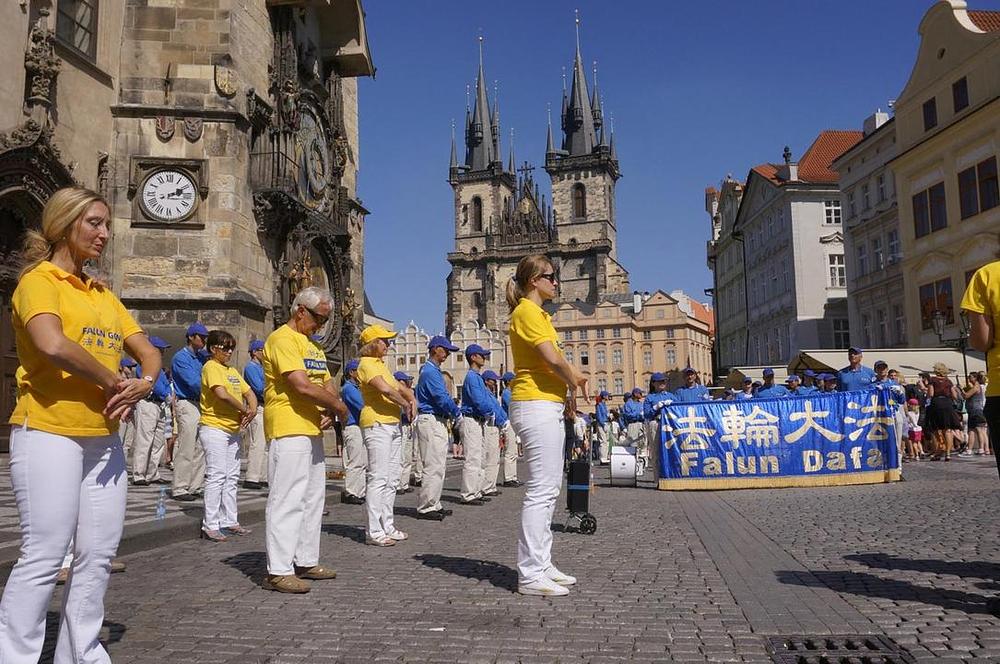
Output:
(356, 1), (995, 333)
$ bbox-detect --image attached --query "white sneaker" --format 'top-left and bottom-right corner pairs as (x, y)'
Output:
(387, 530), (409, 541)
(544, 565), (577, 586)
(518, 577), (570, 597)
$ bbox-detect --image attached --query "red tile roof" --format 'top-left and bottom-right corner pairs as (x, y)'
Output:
(969, 10), (1000, 32)
(689, 300), (715, 337)
(749, 130), (863, 186)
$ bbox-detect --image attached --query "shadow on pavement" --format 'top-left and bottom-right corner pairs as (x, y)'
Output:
(222, 550), (268, 585)
(38, 612), (126, 664)
(413, 554), (516, 591)
(775, 569), (999, 616)
(844, 553), (1000, 580)
(321, 523), (365, 543)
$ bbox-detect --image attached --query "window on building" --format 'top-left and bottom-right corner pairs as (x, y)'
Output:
(471, 196), (483, 232)
(833, 318), (850, 349)
(958, 156), (999, 220)
(579, 329), (588, 340)
(612, 348), (622, 365)
(887, 229), (900, 265)
(856, 244), (868, 277)
(666, 329), (675, 339)
(823, 201), (840, 224)
(642, 350), (652, 367)
(847, 191), (856, 218)
(919, 278), (954, 330)
(564, 350), (574, 364)
(597, 378), (607, 393)
(861, 313), (872, 348)
(579, 350), (589, 366)
(953, 76), (969, 113)
(922, 97), (938, 131)
(893, 304), (906, 344)
(877, 174), (886, 203)
(57, 0), (99, 61)
(872, 236), (884, 271)
(564, 330), (573, 341)
(612, 328), (621, 339)
(596, 328), (605, 339)
(666, 348), (676, 366)
(770, 266), (778, 297)
(642, 330), (652, 340)
(613, 377), (624, 395)
(912, 182), (947, 238)
(656, 308), (665, 319)
(862, 183), (870, 211)
(596, 349), (606, 365)
(572, 184), (587, 218)
(877, 309), (888, 347)
(828, 254), (846, 288)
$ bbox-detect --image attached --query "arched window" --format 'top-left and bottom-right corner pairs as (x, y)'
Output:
(471, 197), (483, 232)
(572, 184), (586, 218)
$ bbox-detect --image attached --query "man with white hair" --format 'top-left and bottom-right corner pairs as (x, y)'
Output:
(263, 287), (348, 594)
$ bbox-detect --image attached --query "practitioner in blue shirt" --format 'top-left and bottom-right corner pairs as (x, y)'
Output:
(242, 340), (268, 489)
(736, 377), (755, 400)
(340, 360), (366, 504)
(797, 370), (820, 396)
(498, 372), (521, 486)
(479, 369), (508, 497)
(755, 368), (790, 398)
(838, 347), (876, 392)
(170, 322), (209, 501)
(594, 390), (611, 464)
(132, 337), (173, 485)
(785, 374), (802, 395)
(674, 368), (710, 402)
(642, 373), (675, 477)
(414, 336), (462, 520)
(459, 344), (496, 505)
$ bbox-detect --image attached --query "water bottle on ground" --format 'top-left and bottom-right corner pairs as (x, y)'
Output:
(155, 487), (167, 520)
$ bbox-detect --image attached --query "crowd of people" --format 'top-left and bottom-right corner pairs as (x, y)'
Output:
(0, 187), (997, 661)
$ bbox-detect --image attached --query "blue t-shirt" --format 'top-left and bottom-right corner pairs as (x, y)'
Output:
(838, 365), (877, 392)
(755, 384), (790, 399)
(674, 384), (710, 402)
(341, 380), (364, 427)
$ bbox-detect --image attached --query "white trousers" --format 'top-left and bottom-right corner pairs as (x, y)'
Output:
(500, 422), (519, 482)
(171, 399), (204, 497)
(199, 426), (241, 531)
(627, 422), (646, 458)
(415, 415), (448, 513)
(596, 423), (610, 463)
(460, 418), (486, 502)
(398, 423), (415, 489)
(342, 424), (366, 498)
(131, 399), (165, 482)
(265, 435), (325, 576)
(481, 424), (502, 494)
(363, 423), (402, 539)
(0, 427), (127, 664)
(243, 408), (267, 484)
(510, 400), (565, 584)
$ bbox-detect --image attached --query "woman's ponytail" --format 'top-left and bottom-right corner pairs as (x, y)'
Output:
(506, 254), (553, 313)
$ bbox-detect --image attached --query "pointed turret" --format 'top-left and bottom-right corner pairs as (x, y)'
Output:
(545, 104), (557, 158)
(561, 14), (598, 156)
(507, 128), (515, 174)
(449, 120), (458, 171)
(464, 37), (497, 171)
(591, 61), (604, 132)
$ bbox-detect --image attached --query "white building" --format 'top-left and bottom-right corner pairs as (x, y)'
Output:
(832, 112), (906, 349)
(728, 131), (861, 365)
(706, 177), (746, 373)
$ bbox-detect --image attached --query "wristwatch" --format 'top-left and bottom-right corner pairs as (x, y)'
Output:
(142, 375), (154, 384)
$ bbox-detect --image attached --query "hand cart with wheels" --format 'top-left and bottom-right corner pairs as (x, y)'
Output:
(565, 459), (597, 534)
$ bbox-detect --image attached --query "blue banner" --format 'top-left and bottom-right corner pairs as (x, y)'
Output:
(658, 388), (901, 490)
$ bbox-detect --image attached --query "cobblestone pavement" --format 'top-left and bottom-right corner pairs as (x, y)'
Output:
(8, 455), (1000, 663)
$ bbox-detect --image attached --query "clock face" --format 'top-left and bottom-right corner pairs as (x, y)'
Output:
(140, 169), (198, 222)
(296, 106), (330, 208)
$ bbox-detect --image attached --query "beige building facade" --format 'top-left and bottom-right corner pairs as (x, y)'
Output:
(0, 0), (375, 447)
(553, 290), (713, 408)
(892, 1), (1000, 348)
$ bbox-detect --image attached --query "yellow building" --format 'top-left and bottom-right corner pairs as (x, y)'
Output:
(552, 290), (714, 408)
(893, 2), (1000, 347)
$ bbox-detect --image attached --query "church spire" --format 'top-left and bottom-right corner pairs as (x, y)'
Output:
(591, 60), (604, 131)
(545, 103), (556, 157)
(464, 35), (497, 171)
(562, 11), (598, 156)
(449, 119), (458, 170)
(507, 127), (515, 174)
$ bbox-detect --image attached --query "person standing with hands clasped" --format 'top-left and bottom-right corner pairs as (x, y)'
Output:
(506, 255), (588, 597)
(263, 286), (347, 594)
(962, 254), (1000, 476)
(198, 330), (258, 542)
(356, 325), (417, 546)
(0, 187), (161, 663)
(242, 339), (268, 489)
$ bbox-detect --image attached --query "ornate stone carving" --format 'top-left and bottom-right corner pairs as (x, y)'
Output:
(24, 9), (60, 113)
(183, 117), (203, 142)
(155, 116), (174, 141)
(246, 89), (273, 133)
(96, 152), (110, 197)
(214, 65), (238, 98)
(0, 120), (44, 152)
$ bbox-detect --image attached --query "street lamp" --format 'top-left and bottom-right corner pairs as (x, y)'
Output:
(931, 308), (970, 381)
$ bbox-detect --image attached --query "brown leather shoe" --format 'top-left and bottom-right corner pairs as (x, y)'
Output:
(266, 574), (311, 594)
(294, 564), (337, 580)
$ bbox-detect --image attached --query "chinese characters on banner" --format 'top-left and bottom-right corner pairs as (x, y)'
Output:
(658, 388), (901, 490)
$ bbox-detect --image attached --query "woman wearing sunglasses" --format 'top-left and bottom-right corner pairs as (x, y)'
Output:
(198, 329), (258, 541)
(505, 255), (588, 596)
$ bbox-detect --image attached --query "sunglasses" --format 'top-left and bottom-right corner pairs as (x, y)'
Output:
(304, 306), (329, 326)
(536, 272), (558, 284)
(214, 345), (235, 352)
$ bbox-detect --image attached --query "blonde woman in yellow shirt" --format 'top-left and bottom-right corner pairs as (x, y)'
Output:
(357, 324), (417, 546)
(0, 187), (161, 662)
(198, 329), (258, 542)
(506, 255), (588, 597)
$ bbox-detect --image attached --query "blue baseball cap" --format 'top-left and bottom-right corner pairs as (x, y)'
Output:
(465, 343), (491, 359)
(683, 367), (697, 374)
(149, 335), (171, 349)
(786, 375), (800, 383)
(599, 390), (610, 398)
(345, 359), (360, 373)
(186, 322), (209, 337)
(502, 371), (515, 382)
(762, 367), (774, 377)
(393, 371), (413, 383)
(249, 340), (264, 353)
(482, 370), (500, 382)
(848, 346), (863, 355)
(427, 335), (459, 352)
(804, 369), (816, 378)
(631, 387), (644, 395)
(742, 377), (753, 384)
(120, 357), (137, 368)
(650, 372), (667, 382)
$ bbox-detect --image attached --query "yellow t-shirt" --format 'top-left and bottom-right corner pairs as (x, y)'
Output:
(357, 356), (401, 428)
(199, 359), (249, 434)
(9, 261), (143, 436)
(262, 324), (331, 440)
(961, 260), (1000, 397)
(509, 298), (566, 403)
